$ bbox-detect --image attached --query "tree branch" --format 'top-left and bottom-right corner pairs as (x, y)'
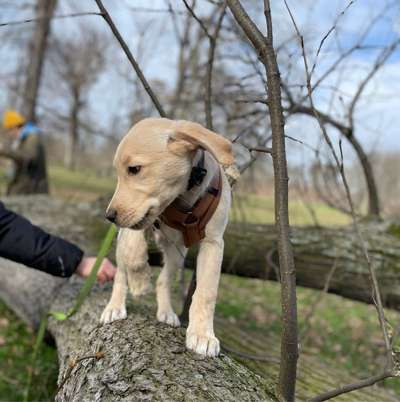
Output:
(94, 0), (167, 117)
(308, 371), (394, 402)
(0, 12), (102, 27)
(204, 3), (226, 130)
(226, 0), (298, 400)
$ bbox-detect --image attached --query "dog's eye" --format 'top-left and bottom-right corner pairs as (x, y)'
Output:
(127, 166), (141, 175)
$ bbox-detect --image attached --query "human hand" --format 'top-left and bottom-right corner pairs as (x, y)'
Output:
(75, 257), (117, 284)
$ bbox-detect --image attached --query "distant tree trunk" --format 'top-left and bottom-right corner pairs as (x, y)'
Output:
(23, 0), (57, 122)
(146, 222), (400, 311)
(287, 106), (381, 218)
(17, 0), (55, 194)
(65, 90), (80, 170)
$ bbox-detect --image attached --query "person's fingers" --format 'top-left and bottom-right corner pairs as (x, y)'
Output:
(106, 266), (117, 281)
(102, 259), (117, 281)
(96, 259), (117, 283)
(97, 270), (107, 284)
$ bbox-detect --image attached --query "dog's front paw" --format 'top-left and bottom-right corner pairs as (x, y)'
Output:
(100, 304), (127, 324)
(157, 310), (180, 327)
(186, 332), (220, 357)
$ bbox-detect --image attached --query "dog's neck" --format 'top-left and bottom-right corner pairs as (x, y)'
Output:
(175, 150), (219, 211)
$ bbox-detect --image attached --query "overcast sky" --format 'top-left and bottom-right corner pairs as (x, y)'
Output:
(0, 0), (399, 165)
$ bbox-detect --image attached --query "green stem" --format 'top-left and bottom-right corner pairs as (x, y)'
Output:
(23, 224), (118, 400)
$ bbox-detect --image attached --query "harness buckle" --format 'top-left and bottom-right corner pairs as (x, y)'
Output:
(182, 212), (199, 227)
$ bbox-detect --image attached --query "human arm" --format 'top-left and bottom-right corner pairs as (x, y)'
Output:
(0, 201), (84, 277)
(0, 135), (38, 164)
(0, 202), (117, 281)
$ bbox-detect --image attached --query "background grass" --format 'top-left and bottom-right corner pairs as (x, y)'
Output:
(0, 165), (351, 225)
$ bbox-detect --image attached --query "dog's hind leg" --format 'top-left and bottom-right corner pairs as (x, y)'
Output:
(155, 229), (187, 327)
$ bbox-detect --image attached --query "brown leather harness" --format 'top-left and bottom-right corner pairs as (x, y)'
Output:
(160, 155), (222, 248)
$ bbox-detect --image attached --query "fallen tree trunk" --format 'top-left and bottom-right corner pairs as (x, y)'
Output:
(148, 222), (400, 311)
(0, 196), (398, 401)
(51, 281), (275, 401)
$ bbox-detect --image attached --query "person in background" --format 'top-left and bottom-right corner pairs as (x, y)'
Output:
(0, 201), (117, 282)
(1, 110), (48, 195)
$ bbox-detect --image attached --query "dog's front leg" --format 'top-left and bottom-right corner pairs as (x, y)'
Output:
(100, 262), (128, 323)
(100, 228), (150, 324)
(156, 232), (187, 327)
(186, 238), (223, 357)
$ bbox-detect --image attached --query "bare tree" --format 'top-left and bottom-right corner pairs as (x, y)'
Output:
(23, 0), (57, 122)
(226, 1), (298, 400)
(48, 28), (107, 169)
(280, 1), (400, 219)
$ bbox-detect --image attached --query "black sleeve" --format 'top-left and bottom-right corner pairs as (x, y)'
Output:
(0, 202), (84, 277)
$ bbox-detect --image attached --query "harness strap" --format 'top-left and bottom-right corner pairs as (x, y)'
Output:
(160, 167), (222, 248)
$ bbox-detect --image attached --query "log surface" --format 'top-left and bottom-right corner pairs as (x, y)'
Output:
(50, 283), (275, 402)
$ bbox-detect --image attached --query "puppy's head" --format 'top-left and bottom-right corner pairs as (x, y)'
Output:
(106, 118), (234, 230)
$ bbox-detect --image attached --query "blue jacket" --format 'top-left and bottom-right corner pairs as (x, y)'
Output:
(19, 121), (41, 140)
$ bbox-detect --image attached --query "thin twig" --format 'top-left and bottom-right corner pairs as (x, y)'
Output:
(309, 1), (357, 79)
(204, 4), (226, 130)
(300, 259), (338, 345)
(0, 12), (102, 27)
(308, 371), (393, 402)
(182, 0), (212, 39)
(95, 0), (167, 117)
(247, 146), (273, 154)
(127, 6), (186, 15)
(348, 38), (400, 127)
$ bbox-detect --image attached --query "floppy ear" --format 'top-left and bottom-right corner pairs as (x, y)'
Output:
(171, 120), (235, 167)
(167, 134), (197, 156)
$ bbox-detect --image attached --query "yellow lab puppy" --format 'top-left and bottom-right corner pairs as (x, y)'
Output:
(100, 118), (237, 357)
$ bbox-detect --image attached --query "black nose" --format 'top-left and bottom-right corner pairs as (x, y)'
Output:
(106, 209), (117, 223)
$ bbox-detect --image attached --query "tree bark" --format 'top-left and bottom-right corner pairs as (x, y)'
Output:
(23, 0), (57, 122)
(51, 283), (273, 402)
